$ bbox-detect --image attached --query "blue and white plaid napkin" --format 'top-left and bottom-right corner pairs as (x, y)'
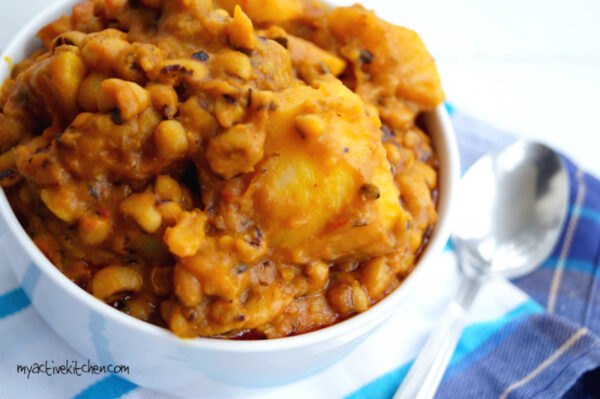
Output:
(1, 106), (599, 399)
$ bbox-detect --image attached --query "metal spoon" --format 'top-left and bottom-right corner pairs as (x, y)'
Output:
(394, 140), (569, 399)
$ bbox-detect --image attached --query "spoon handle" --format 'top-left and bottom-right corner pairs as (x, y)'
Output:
(393, 276), (482, 399)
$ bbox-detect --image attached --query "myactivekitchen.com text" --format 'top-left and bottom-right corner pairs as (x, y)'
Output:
(16, 360), (130, 379)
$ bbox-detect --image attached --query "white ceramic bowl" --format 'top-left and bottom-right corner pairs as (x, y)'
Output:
(0, 1), (460, 396)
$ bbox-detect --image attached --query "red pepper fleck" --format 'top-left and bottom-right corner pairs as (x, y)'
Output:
(97, 205), (111, 219)
(329, 218), (350, 230)
(220, 191), (235, 202)
(106, 0), (113, 6)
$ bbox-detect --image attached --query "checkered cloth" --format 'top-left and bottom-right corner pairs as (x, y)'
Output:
(1, 106), (599, 398)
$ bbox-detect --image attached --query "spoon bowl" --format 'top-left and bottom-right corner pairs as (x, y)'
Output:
(454, 140), (569, 278)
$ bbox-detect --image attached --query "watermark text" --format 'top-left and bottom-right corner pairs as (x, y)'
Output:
(16, 360), (129, 379)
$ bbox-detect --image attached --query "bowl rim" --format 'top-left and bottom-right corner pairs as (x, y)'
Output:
(0, 0), (461, 353)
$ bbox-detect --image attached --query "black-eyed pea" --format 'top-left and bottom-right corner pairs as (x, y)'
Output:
(398, 171), (434, 222)
(78, 214), (111, 246)
(174, 264), (203, 307)
(125, 292), (158, 321)
(210, 298), (248, 327)
(146, 83), (178, 118)
(157, 201), (183, 226)
(218, 235), (235, 250)
(167, 303), (196, 338)
(52, 31), (87, 50)
(119, 192), (162, 233)
(359, 183), (381, 201)
(138, 107), (163, 139)
(232, 236), (267, 263)
(116, 43), (164, 82)
(384, 142), (401, 166)
(98, 78), (150, 121)
(206, 123), (265, 179)
(164, 210), (206, 257)
(150, 266), (173, 296)
(305, 260), (329, 288)
(92, 265), (143, 300)
(160, 298), (174, 324)
(81, 37), (129, 71)
(158, 59), (208, 87)
(214, 95), (244, 128)
(218, 51), (252, 80)
(53, 44), (81, 56)
(81, 28), (127, 46)
(40, 186), (82, 224)
(247, 88), (275, 110)
(277, 264), (296, 281)
(327, 283), (353, 315)
(154, 175), (183, 202)
(328, 281), (369, 315)
(244, 0), (303, 25)
(115, 53), (147, 84)
(398, 147), (415, 169)
(413, 161), (437, 189)
(295, 114), (326, 139)
(178, 96), (219, 140)
(154, 120), (189, 160)
(351, 283), (369, 312)
(208, 298), (244, 325)
(228, 5), (256, 51)
(263, 26), (287, 42)
(359, 256), (393, 299)
(203, 8), (231, 36)
(213, 8), (230, 18)
(403, 129), (420, 148)
(78, 72), (108, 112)
(391, 212), (412, 244)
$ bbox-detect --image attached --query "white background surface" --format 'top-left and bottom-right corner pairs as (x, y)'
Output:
(1, 0), (599, 175)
